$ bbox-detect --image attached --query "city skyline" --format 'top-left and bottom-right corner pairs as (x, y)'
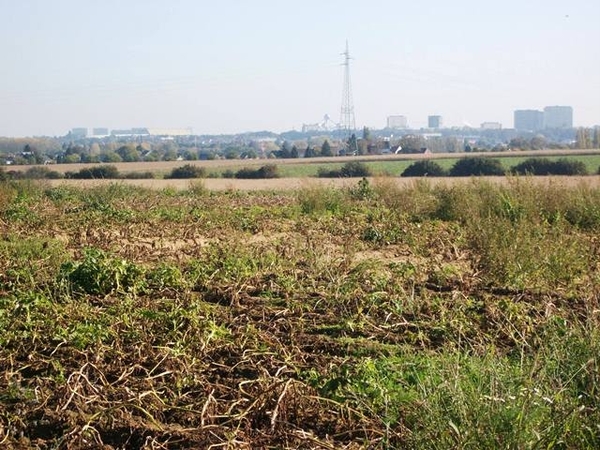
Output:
(1, 0), (599, 137)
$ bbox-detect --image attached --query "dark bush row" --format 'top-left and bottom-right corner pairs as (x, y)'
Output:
(0, 166), (63, 180)
(234, 164), (279, 179)
(511, 158), (588, 175)
(317, 161), (372, 178)
(165, 164), (206, 179)
(401, 157), (594, 177)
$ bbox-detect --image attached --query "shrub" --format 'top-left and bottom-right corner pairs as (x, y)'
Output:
(401, 160), (447, 177)
(166, 164), (206, 179)
(449, 157), (505, 176)
(318, 161), (372, 178)
(511, 158), (588, 176)
(551, 158), (588, 175)
(66, 165), (120, 179)
(120, 171), (155, 179)
(511, 158), (555, 175)
(341, 161), (371, 177)
(235, 164), (279, 179)
(23, 166), (63, 179)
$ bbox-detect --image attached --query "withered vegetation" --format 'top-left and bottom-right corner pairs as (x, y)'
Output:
(1, 178), (599, 448)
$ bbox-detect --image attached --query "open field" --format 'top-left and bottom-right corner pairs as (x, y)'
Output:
(6, 149), (600, 178)
(1, 177), (599, 448)
(46, 174), (600, 191)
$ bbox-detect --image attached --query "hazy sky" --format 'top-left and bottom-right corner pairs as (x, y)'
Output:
(1, 0), (599, 137)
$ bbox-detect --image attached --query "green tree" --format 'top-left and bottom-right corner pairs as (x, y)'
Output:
(347, 134), (358, 155)
(398, 135), (427, 153)
(593, 128), (600, 149)
(101, 151), (123, 163)
(23, 144), (44, 164)
(116, 145), (141, 162)
(304, 146), (318, 158)
(279, 141), (292, 158)
(576, 128), (592, 149)
(529, 135), (547, 150)
(290, 146), (299, 158)
(362, 126), (372, 141)
(63, 153), (82, 164)
(321, 140), (333, 157)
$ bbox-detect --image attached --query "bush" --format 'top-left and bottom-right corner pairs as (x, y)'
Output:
(66, 165), (120, 179)
(510, 158), (555, 175)
(166, 164), (206, 179)
(318, 161), (372, 178)
(401, 160), (447, 177)
(341, 161), (371, 177)
(22, 166), (63, 179)
(120, 171), (155, 179)
(511, 158), (588, 176)
(551, 158), (588, 175)
(449, 157), (505, 176)
(234, 164), (279, 179)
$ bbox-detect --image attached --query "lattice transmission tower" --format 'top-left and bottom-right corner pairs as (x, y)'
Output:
(340, 40), (356, 148)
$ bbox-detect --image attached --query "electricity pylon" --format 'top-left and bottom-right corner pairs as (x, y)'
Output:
(340, 40), (357, 153)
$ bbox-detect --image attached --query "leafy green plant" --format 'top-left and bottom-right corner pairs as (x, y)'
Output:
(60, 247), (145, 296)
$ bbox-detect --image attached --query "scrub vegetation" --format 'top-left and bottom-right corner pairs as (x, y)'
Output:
(0, 177), (599, 448)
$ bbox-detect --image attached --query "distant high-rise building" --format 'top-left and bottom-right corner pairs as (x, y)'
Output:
(514, 110), (544, 131)
(543, 106), (573, 129)
(92, 127), (109, 137)
(70, 128), (88, 139)
(428, 115), (442, 129)
(387, 115), (408, 129)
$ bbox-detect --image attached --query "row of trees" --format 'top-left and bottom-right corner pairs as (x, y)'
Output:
(2, 126), (597, 166)
(575, 127), (600, 149)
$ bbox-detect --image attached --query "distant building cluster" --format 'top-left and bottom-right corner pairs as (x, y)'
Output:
(513, 106), (573, 131)
(69, 127), (193, 139)
(387, 114), (500, 131)
(481, 122), (502, 130)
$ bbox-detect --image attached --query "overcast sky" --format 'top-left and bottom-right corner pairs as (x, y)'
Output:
(1, 0), (599, 137)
